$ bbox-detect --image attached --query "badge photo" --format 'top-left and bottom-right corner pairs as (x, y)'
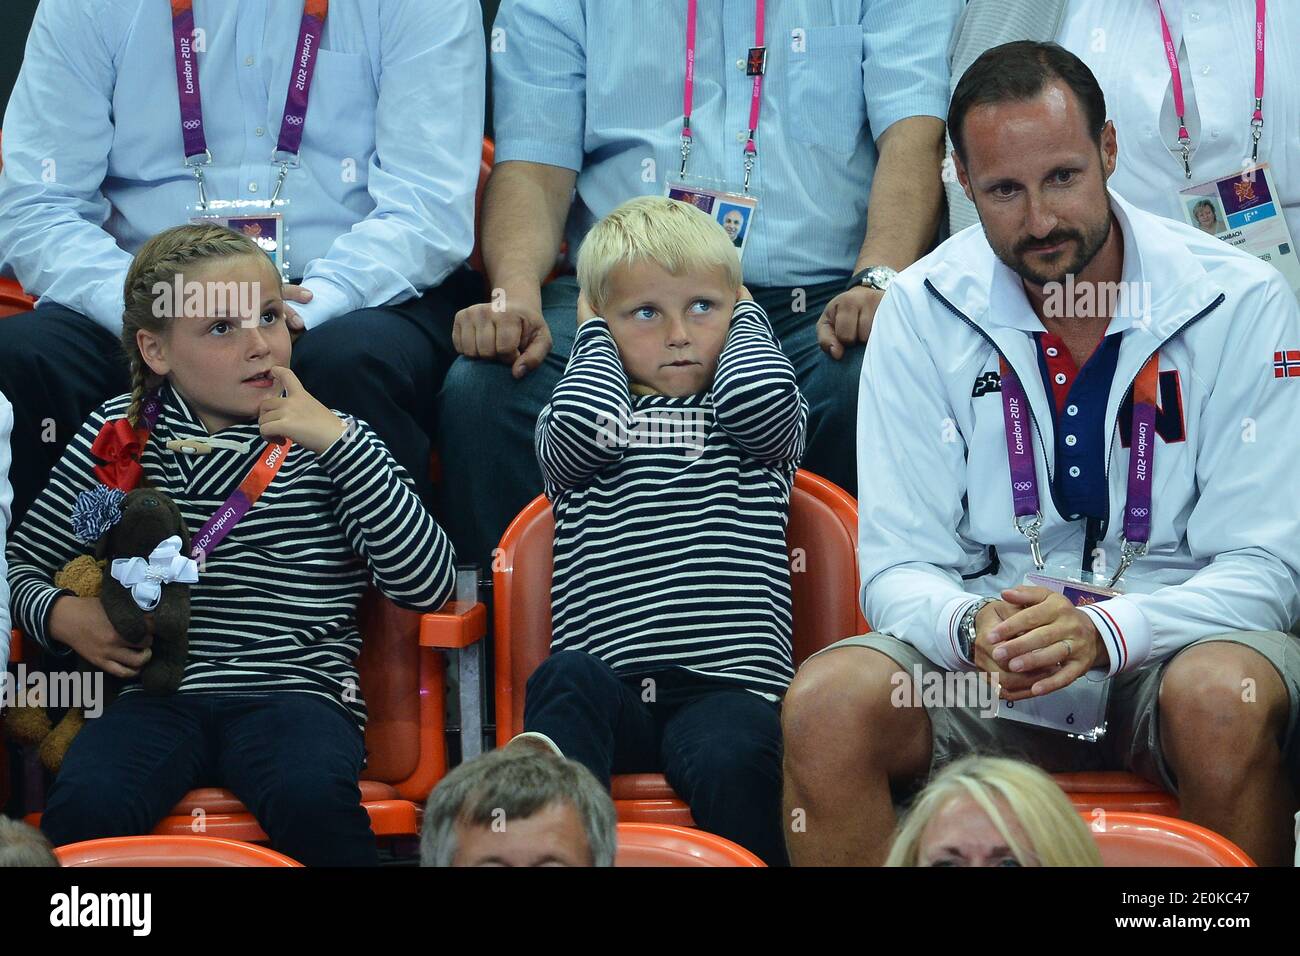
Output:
(1178, 164), (1300, 299)
(665, 183), (759, 261)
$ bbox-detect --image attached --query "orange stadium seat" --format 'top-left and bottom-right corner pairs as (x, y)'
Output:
(1085, 811), (1253, 866)
(615, 822), (765, 867)
(493, 469), (867, 827)
(9, 591), (486, 843)
(1057, 770), (1179, 816)
(0, 278), (35, 318)
(56, 834), (303, 867)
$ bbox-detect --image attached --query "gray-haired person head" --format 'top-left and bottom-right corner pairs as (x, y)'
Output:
(420, 748), (617, 867)
(0, 815), (60, 867)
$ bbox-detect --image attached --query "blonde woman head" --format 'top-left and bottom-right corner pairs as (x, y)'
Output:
(886, 755), (1103, 867)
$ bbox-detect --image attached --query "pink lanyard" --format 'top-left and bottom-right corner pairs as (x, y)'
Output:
(1155, 0), (1266, 179)
(679, 0), (766, 193)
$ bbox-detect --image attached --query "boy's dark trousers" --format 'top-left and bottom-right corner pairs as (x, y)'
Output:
(41, 692), (377, 867)
(524, 650), (789, 866)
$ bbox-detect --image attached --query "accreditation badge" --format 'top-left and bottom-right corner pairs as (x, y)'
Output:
(188, 198), (291, 281)
(1177, 163), (1300, 301)
(995, 564), (1119, 742)
(664, 179), (759, 262)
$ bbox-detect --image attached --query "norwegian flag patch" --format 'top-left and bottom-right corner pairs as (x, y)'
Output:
(1274, 350), (1300, 378)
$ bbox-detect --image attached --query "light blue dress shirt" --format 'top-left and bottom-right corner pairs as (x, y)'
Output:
(492, 0), (961, 289)
(0, 0), (485, 333)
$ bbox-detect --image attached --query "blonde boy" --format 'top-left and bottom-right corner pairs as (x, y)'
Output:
(523, 197), (807, 865)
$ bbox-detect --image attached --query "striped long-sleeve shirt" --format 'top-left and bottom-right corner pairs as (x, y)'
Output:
(6, 383), (456, 731)
(535, 300), (808, 699)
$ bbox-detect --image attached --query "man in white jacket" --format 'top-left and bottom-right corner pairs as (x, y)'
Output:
(783, 42), (1300, 866)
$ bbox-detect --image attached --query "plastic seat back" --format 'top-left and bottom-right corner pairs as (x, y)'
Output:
(56, 835), (303, 867)
(493, 470), (865, 742)
(1087, 812), (1254, 866)
(615, 823), (765, 867)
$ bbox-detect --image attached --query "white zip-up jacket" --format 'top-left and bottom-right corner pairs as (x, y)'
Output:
(858, 190), (1300, 677)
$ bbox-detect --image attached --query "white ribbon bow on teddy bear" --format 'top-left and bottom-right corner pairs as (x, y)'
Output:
(109, 535), (200, 611)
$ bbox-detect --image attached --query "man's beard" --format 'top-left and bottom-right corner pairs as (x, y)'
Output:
(990, 211), (1112, 289)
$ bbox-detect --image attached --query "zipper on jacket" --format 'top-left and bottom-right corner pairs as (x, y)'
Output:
(923, 279), (1068, 522)
(1096, 292), (1226, 543)
(961, 545), (1000, 581)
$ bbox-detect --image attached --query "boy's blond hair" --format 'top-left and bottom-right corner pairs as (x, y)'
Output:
(885, 755), (1103, 867)
(576, 196), (742, 313)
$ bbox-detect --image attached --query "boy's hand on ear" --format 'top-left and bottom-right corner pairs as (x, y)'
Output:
(257, 366), (347, 455)
(737, 285), (753, 302)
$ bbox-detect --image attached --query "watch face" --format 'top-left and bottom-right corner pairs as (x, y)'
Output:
(866, 267), (897, 289)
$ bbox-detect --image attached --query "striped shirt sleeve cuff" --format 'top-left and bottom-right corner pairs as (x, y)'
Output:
(1078, 596), (1152, 679)
(15, 580), (75, 656)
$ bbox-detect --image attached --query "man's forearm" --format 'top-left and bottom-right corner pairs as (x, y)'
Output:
(480, 160), (577, 295)
(851, 116), (947, 274)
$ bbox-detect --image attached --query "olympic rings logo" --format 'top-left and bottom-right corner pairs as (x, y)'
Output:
(182, 120), (201, 130)
(285, 115), (304, 126)
(1130, 507), (1149, 518)
(1013, 481), (1032, 492)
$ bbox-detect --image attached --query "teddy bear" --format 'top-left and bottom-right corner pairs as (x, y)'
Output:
(5, 488), (195, 773)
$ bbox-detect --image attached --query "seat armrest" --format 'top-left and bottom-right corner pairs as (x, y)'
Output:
(419, 601), (487, 649)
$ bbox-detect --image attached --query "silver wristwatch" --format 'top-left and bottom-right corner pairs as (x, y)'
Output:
(957, 598), (994, 665)
(846, 264), (898, 293)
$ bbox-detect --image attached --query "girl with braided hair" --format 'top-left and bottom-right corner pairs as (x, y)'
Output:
(6, 224), (457, 865)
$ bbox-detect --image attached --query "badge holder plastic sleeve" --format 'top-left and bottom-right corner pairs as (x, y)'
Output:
(188, 198), (291, 282)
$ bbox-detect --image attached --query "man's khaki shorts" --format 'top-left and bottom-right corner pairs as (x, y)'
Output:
(807, 630), (1300, 795)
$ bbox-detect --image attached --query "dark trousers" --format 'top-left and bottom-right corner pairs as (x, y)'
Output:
(42, 692), (377, 867)
(436, 275), (862, 569)
(0, 271), (477, 526)
(524, 650), (789, 866)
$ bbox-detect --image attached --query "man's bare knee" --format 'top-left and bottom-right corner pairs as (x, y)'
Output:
(783, 646), (931, 782)
(1159, 642), (1288, 780)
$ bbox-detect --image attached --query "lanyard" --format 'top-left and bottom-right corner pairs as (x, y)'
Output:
(679, 0), (766, 193)
(999, 353), (1158, 587)
(1155, 0), (1266, 179)
(170, 0), (330, 206)
(135, 390), (292, 562)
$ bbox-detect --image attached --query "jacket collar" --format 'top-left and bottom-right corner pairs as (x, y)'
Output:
(924, 189), (1228, 464)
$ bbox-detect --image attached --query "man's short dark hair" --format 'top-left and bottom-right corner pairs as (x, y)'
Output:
(949, 41), (1107, 163)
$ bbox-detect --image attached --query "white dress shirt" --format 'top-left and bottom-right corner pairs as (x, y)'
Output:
(0, 0), (485, 333)
(1059, 0), (1300, 242)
